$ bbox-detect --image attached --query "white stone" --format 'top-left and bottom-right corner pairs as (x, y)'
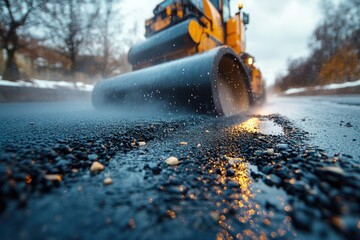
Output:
(90, 161), (104, 172)
(103, 177), (113, 185)
(267, 148), (274, 155)
(165, 156), (179, 166)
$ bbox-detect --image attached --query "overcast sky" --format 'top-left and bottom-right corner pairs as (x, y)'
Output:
(120, 0), (324, 85)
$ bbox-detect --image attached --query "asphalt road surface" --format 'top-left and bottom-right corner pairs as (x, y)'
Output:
(0, 95), (359, 240)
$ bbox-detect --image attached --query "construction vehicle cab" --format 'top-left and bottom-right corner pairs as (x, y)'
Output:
(133, 0), (250, 67)
(135, 0), (264, 100)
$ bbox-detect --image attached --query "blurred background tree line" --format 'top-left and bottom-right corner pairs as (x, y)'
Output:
(0, 0), (134, 83)
(275, 0), (360, 92)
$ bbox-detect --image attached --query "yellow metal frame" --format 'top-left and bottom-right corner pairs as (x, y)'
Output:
(225, 13), (246, 54)
(141, 0), (264, 99)
(145, 0), (247, 55)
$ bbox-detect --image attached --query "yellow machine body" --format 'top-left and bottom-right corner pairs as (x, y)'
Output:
(93, 1), (265, 115)
(135, 0), (264, 100)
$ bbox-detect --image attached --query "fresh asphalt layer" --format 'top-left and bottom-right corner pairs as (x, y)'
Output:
(0, 95), (359, 240)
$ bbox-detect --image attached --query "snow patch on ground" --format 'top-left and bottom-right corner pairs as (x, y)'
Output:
(284, 79), (360, 95)
(0, 78), (94, 92)
(319, 79), (360, 90)
(283, 87), (307, 95)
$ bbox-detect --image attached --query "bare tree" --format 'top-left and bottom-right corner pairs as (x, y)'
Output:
(311, 0), (360, 60)
(96, 0), (121, 77)
(91, 0), (142, 78)
(0, 0), (43, 81)
(42, 0), (100, 76)
(276, 0), (360, 90)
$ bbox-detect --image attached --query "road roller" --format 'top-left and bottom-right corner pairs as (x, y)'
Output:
(92, 0), (265, 116)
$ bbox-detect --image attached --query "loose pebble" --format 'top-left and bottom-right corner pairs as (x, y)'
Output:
(165, 157), (179, 166)
(138, 141), (146, 146)
(197, 143), (201, 147)
(90, 162), (104, 172)
(323, 166), (344, 175)
(210, 211), (220, 221)
(44, 174), (62, 181)
(331, 216), (345, 230)
(130, 139), (137, 147)
(267, 148), (274, 155)
(225, 156), (243, 166)
(103, 177), (113, 185)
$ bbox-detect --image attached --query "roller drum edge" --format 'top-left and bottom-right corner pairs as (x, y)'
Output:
(92, 46), (251, 116)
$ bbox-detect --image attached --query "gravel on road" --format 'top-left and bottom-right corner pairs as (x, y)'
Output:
(0, 101), (359, 240)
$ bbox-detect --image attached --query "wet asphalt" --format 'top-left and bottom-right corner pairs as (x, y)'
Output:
(0, 95), (359, 240)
